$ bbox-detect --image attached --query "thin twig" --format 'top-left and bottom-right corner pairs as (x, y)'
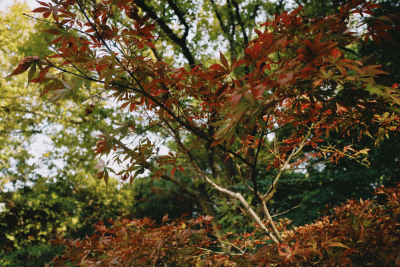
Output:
(219, 240), (245, 254)
(23, 13), (96, 39)
(236, 162), (254, 192)
(272, 204), (301, 218)
(264, 123), (315, 199)
(45, 37), (89, 79)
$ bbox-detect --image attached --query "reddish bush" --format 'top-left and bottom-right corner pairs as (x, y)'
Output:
(249, 183), (400, 266)
(49, 184), (400, 266)
(49, 215), (233, 267)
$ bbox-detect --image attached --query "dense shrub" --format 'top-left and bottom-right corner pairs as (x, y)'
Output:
(49, 183), (400, 266)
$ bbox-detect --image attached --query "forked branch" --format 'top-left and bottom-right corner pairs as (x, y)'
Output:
(163, 121), (280, 245)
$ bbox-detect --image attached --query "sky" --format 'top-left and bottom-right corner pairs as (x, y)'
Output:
(0, 0), (40, 11)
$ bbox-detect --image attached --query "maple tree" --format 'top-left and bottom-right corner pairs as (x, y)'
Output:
(7, 0), (400, 263)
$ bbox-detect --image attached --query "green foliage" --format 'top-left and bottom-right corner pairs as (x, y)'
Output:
(297, 0), (343, 17)
(0, 173), (140, 266)
(275, 132), (400, 226)
(0, 244), (66, 267)
(126, 177), (198, 222)
(0, 5), (142, 265)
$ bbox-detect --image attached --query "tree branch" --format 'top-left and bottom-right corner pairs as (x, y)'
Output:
(263, 124), (315, 200)
(166, 0), (190, 40)
(210, 0), (237, 60)
(163, 121), (280, 244)
(271, 204), (301, 218)
(231, 0), (249, 46)
(42, 50), (253, 168)
(235, 160), (254, 192)
(135, 0), (196, 66)
(261, 199), (283, 242)
(210, 0), (228, 34)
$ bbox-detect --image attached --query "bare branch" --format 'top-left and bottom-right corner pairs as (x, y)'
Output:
(210, 0), (238, 60)
(263, 124), (315, 200)
(261, 200), (283, 242)
(272, 204), (301, 218)
(135, 0), (196, 66)
(166, 0), (190, 40)
(231, 0), (249, 45)
(163, 121), (280, 244)
(235, 161), (254, 192)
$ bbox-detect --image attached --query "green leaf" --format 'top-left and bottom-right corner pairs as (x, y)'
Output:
(73, 78), (85, 90)
(85, 79), (91, 92)
(213, 125), (230, 140)
(27, 62), (37, 85)
(208, 120), (229, 127)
